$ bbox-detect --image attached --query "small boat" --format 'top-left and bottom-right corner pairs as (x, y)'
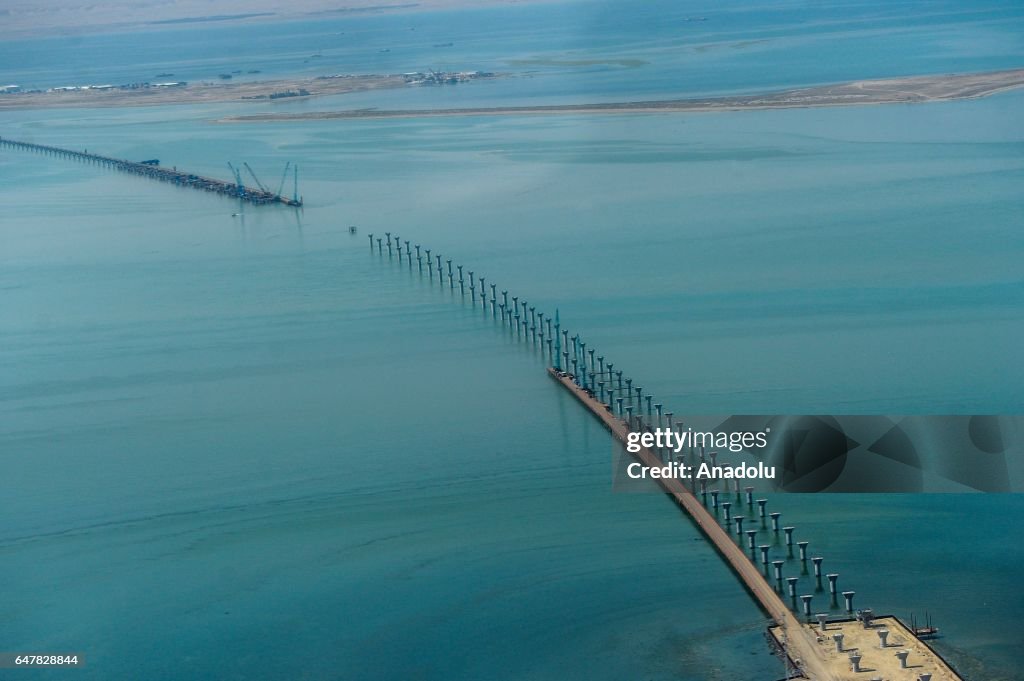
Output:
(910, 613), (939, 639)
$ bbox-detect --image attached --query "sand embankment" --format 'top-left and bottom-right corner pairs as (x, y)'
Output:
(214, 68), (1024, 122)
(3, 68), (1021, 118)
(0, 75), (408, 111)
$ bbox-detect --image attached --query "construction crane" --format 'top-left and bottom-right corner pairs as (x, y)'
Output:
(276, 161), (291, 197)
(227, 162), (245, 196)
(243, 162), (270, 194)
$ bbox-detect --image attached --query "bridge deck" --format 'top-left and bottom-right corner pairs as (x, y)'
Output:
(0, 136), (301, 207)
(551, 367), (848, 680)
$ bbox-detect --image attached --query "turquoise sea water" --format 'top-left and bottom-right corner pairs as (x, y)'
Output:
(2, 1), (1023, 679)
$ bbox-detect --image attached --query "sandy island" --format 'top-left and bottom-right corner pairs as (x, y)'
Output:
(2, 68), (1021, 119)
(212, 68), (1024, 122)
(0, 74), (411, 111)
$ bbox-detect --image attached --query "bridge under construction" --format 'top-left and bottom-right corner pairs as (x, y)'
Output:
(369, 231), (966, 681)
(0, 136), (302, 207)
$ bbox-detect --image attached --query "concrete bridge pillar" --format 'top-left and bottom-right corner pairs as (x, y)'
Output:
(772, 560), (784, 581)
(797, 541), (809, 561)
(770, 512), (781, 532)
(745, 486), (754, 506)
(812, 557), (823, 578)
(783, 526), (795, 546)
(832, 633), (844, 652)
(759, 545), (770, 565)
(722, 502), (731, 523)
(734, 516), (745, 535)
(878, 629), (889, 648)
(827, 573), (839, 595)
(896, 650), (910, 668)
(786, 577), (798, 597)
(800, 594), (813, 616)
(843, 591), (855, 612)
(757, 499), (767, 517)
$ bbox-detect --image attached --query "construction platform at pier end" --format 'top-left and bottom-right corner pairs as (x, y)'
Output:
(547, 368), (965, 681)
(769, 616), (961, 681)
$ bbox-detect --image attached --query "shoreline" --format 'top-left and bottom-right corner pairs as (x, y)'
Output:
(215, 68), (1024, 122)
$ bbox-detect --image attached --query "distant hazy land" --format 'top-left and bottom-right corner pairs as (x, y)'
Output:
(215, 68), (1024, 122)
(0, 0), (554, 38)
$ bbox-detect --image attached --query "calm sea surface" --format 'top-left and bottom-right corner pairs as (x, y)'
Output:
(2, 1), (1023, 679)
